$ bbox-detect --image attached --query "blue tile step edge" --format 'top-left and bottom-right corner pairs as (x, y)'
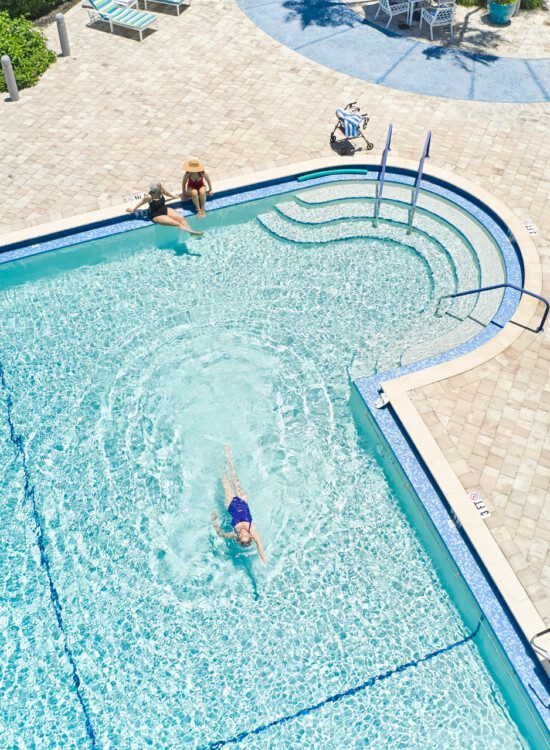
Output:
(0, 167), (524, 292)
(353, 368), (550, 739)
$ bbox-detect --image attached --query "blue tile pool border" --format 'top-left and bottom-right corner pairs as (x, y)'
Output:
(1, 166), (547, 738)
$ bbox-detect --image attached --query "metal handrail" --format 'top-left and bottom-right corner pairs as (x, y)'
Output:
(408, 131), (431, 231)
(373, 123), (393, 227)
(441, 283), (549, 333)
(530, 627), (550, 660)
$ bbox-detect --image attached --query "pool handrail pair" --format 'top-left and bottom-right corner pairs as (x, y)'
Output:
(441, 284), (549, 333)
(373, 127), (431, 231)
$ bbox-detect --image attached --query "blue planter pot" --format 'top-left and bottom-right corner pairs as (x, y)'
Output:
(488, 0), (516, 24)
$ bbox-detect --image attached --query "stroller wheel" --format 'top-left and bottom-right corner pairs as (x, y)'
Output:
(366, 141), (374, 151)
(330, 134), (336, 144)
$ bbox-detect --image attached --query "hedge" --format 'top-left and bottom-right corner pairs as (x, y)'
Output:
(3, 0), (65, 20)
(0, 11), (56, 91)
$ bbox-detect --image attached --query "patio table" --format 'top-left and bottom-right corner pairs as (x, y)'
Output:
(406, 0), (425, 25)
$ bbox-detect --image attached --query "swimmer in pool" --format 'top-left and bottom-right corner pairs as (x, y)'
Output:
(211, 444), (267, 564)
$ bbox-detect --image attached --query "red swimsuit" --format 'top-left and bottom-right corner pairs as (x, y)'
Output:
(187, 173), (205, 190)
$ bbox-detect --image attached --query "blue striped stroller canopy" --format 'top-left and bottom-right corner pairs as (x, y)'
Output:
(330, 102), (373, 153)
(335, 108), (362, 138)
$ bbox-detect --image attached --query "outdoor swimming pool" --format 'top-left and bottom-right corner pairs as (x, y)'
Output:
(0, 179), (546, 748)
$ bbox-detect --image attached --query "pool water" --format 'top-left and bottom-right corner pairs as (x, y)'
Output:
(0, 194), (533, 748)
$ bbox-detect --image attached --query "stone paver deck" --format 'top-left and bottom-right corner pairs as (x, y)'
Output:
(0, 0), (549, 628)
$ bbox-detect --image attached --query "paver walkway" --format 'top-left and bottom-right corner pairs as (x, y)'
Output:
(0, 0), (549, 624)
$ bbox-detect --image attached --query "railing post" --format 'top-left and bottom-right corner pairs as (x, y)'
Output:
(56, 13), (71, 57)
(408, 130), (432, 232)
(374, 123), (393, 227)
(1, 55), (20, 102)
(442, 283), (549, 333)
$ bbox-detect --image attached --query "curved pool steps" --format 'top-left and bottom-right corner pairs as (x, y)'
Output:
(256, 210), (454, 295)
(259, 184), (510, 374)
(275, 199), (480, 321)
(297, 182), (506, 327)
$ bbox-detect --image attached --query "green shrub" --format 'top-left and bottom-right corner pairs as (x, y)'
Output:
(0, 11), (56, 91)
(2, 0), (64, 21)
(521, 0), (544, 8)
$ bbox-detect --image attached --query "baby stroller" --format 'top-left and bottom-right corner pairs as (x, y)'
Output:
(330, 102), (373, 153)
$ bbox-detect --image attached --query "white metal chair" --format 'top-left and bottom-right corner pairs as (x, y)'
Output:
(375, 0), (410, 28)
(420, 0), (455, 39)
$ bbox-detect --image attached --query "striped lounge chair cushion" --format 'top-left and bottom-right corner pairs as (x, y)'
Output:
(92, 0), (156, 26)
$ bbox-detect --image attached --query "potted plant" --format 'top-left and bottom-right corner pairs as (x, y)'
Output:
(488, 0), (517, 24)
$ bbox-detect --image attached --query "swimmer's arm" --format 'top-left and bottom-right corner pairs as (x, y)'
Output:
(211, 512), (236, 540)
(252, 531), (266, 564)
(204, 172), (213, 195)
(181, 172), (190, 195)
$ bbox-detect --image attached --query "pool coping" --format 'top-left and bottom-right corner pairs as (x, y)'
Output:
(1, 156), (548, 732)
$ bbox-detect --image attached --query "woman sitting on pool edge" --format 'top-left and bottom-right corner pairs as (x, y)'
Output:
(181, 158), (212, 218)
(211, 445), (266, 564)
(126, 182), (203, 235)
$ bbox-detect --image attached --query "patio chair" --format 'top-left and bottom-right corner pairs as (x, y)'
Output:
(420, 0), (455, 39)
(375, 0), (410, 28)
(141, 0), (188, 15)
(89, 0), (158, 40)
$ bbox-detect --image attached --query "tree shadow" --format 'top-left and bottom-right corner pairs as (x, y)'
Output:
(422, 45), (498, 68)
(282, 0), (357, 29)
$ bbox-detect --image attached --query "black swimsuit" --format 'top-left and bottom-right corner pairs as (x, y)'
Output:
(149, 195), (168, 219)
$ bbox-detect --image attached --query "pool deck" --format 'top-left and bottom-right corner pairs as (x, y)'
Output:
(0, 0), (549, 659)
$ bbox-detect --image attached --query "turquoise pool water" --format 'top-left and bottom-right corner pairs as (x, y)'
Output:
(0, 192), (535, 748)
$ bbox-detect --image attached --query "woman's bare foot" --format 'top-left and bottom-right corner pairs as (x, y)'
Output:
(198, 210), (206, 218)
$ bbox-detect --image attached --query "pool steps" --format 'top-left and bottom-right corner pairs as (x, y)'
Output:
(255, 181), (506, 373)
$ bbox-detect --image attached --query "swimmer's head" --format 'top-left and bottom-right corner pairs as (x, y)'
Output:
(149, 182), (162, 196)
(237, 528), (252, 547)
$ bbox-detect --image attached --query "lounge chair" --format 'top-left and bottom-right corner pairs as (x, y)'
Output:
(89, 0), (158, 40)
(141, 0), (188, 15)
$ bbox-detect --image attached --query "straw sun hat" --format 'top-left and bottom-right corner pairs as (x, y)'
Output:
(182, 157), (205, 172)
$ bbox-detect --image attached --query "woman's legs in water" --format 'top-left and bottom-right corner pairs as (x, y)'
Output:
(154, 209), (203, 236)
(198, 187), (207, 217)
(221, 474), (233, 509)
(223, 444), (248, 500)
(186, 188), (201, 213)
(153, 214), (183, 228)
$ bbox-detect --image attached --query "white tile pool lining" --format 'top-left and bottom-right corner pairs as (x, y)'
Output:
(1, 157), (548, 741)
